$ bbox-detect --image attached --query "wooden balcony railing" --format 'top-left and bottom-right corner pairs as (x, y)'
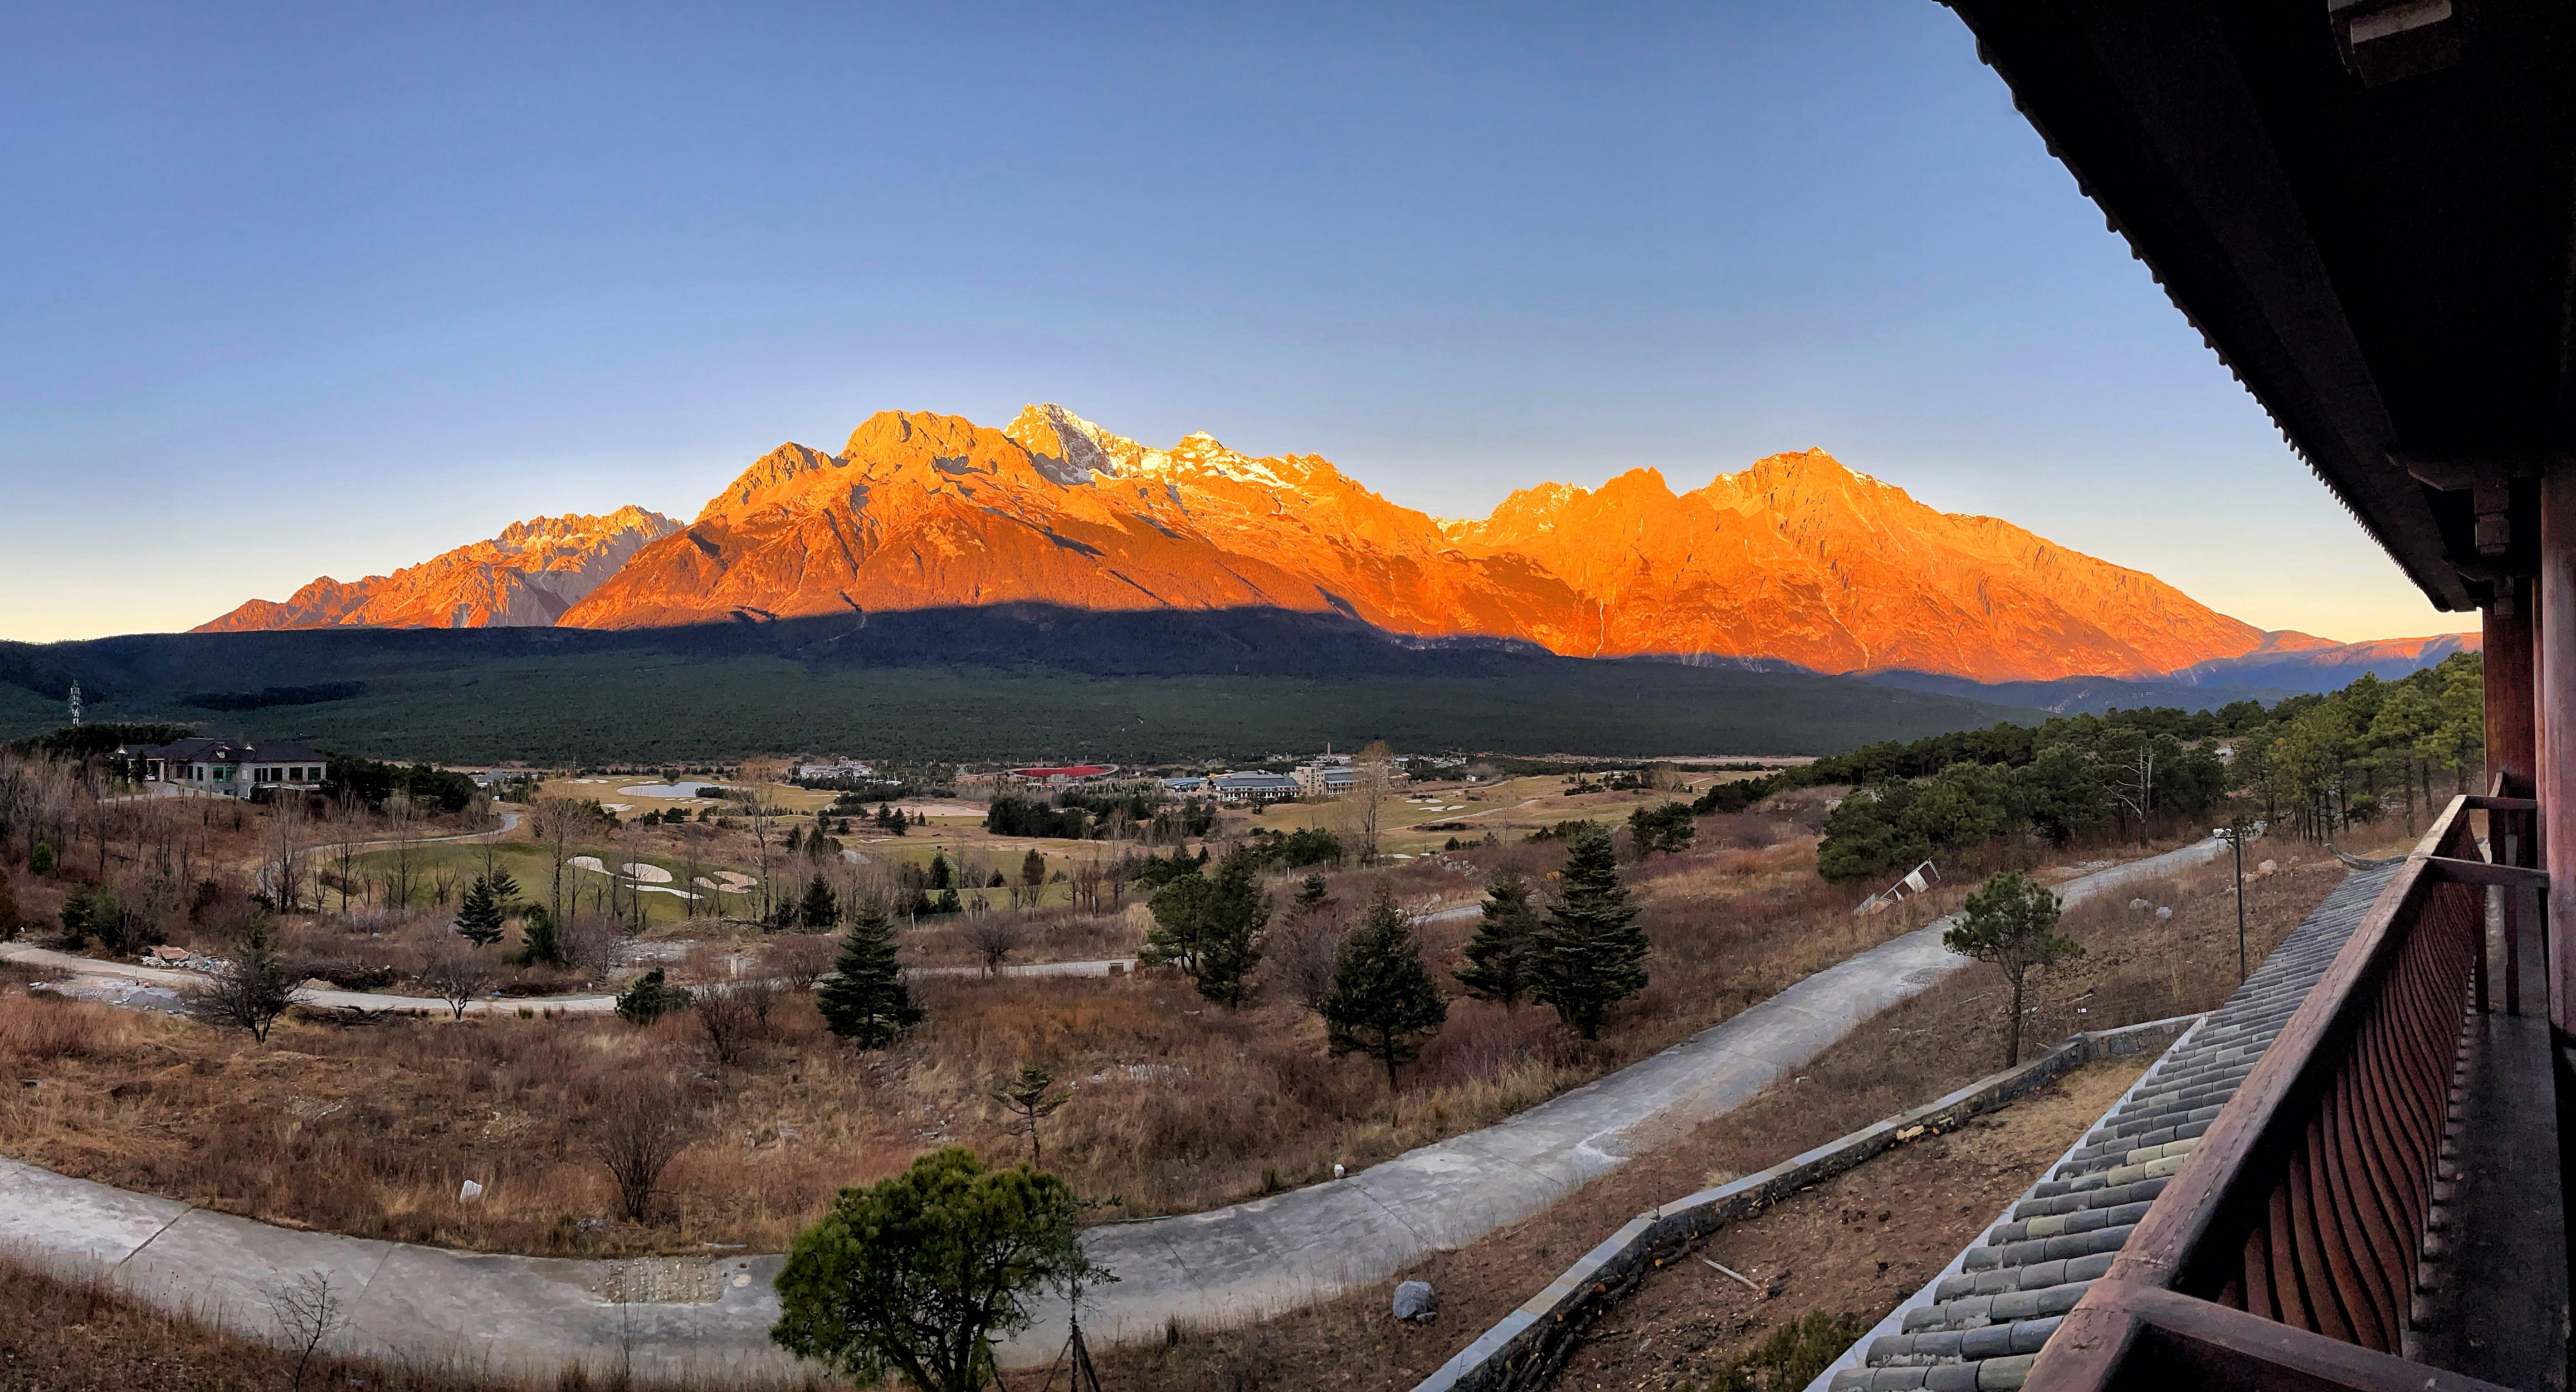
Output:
(2028, 792), (2543, 1391)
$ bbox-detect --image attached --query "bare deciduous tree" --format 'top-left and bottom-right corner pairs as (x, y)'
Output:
(1349, 741), (1399, 866)
(188, 931), (305, 1042)
(768, 933), (837, 991)
(694, 977), (781, 1066)
(418, 948), (496, 1021)
(587, 1076), (702, 1223)
(265, 1269), (348, 1392)
(966, 907), (1025, 976)
(529, 798), (584, 928)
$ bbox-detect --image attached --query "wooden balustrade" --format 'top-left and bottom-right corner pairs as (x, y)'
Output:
(2029, 794), (2528, 1391)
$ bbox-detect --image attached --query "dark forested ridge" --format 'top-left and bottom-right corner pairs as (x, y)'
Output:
(0, 607), (2036, 765)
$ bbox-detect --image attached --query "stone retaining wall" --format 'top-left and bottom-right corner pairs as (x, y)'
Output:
(1405, 1014), (2207, 1392)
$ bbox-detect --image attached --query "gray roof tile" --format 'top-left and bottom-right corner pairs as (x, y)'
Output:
(1824, 862), (2398, 1390)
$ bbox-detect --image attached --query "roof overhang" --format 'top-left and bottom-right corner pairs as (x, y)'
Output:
(1940, 0), (2576, 612)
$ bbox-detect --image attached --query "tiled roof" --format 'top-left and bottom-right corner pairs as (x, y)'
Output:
(1824, 862), (2400, 1392)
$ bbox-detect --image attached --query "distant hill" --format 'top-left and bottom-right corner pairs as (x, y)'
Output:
(0, 607), (2040, 766)
(197, 507), (681, 632)
(194, 402), (2270, 684)
(1859, 630), (2478, 715)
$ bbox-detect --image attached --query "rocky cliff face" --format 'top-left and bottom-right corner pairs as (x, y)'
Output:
(550, 407), (2264, 682)
(196, 507), (683, 632)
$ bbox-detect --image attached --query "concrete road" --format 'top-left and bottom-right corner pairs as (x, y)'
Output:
(0, 943), (1141, 1016)
(0, 838), (2224, 1379)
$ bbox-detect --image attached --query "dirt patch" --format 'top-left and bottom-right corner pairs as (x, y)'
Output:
(1546, 1060), (2145, 1392)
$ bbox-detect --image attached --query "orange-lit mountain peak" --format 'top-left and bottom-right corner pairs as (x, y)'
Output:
(204, 405), (2275, 683)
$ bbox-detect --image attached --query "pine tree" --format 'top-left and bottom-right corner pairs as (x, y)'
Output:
(614, 968), (687, 1024)
(1944, 871), (2083, 1066)
(1530, 823), (1650, 1039)
(1321, 882), (1449, 1093)
(800, 874), (840, 929)
(817, 904), (921, 1048)
(484, 865), (520, 909)
(453, 874), (506, 949)
(1454, 869), (1538, 1008)
(1147, 856), (1267, 1008)
(516, 904), (568, 968)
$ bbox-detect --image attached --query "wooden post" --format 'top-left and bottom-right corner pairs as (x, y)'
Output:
(2488, 579), (2539, 1013)
(2539, 463), (2576, 1036)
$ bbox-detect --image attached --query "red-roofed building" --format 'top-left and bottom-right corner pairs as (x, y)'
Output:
(1008, 763), (1118, 787)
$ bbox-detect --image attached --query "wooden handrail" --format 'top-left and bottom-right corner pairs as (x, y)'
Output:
(2031, 794), (2498, 1388)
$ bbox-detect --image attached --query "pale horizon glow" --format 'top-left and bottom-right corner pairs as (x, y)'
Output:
(0, 3), (2471, 649)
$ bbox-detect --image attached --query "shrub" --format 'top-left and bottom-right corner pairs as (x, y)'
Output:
(613, 968), (688, 1025)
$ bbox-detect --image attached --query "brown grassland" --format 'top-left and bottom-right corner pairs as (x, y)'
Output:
(1, 813), (1972, 1256)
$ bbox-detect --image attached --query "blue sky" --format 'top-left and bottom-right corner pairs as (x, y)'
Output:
(0, 1), (2465, 645)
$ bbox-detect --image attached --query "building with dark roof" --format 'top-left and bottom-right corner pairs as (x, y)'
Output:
(124, 737), (328, 799)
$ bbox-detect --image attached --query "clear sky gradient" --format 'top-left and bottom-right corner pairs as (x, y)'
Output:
(0, 1), (2469, 646)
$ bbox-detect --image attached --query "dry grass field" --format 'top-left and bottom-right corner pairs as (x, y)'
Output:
(0, 812), (1970, 1258)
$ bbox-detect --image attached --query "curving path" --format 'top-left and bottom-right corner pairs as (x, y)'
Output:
(0, 944), (1140, 1016)
(0, 838), (2227, 1380)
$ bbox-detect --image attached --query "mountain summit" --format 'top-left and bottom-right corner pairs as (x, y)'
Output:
(201, 408), (2269, 683)
(197, 506), (682, 632)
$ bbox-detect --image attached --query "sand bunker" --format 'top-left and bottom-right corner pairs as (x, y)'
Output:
(693, 871), (758, 893)
(620, 862), (674, 884)
(568, 856), (607, 874)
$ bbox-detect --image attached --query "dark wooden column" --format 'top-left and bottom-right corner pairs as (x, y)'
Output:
(2487, 581), (2539, 1012)
(2491, 579), (2539, 798)
(2540, 463), (2576, 1035)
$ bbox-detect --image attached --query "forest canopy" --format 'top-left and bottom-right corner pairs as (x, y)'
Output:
(1704, 654), (2486, 885)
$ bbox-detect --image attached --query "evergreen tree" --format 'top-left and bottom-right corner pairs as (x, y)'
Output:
(454, 874), (506, 948)
(1139, 855), (1266, 1008)
(799, 874), (840, 929)
(1019, 849), (1046, 892)
(1626, 801), (1698, 857)
(1944, 871), (2082, 1066)
(929, 851), (953, 892)
(0, 866), (19, 941)
(1454, 869), (1538, 1008)
(1198, 858), (1265, 1007)
(1530, 824), (1650, 1039)
(615, 968), (688, 1024)
(1321, 882), (1449, 1093)
(29, 842), (54, 876)
(1139, 866), (1212, 977)
(516, 904), (569, 968)
(817, 903), (922, 1048)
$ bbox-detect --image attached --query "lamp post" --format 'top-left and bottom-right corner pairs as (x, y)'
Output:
(2212, 816), (2262, 981)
